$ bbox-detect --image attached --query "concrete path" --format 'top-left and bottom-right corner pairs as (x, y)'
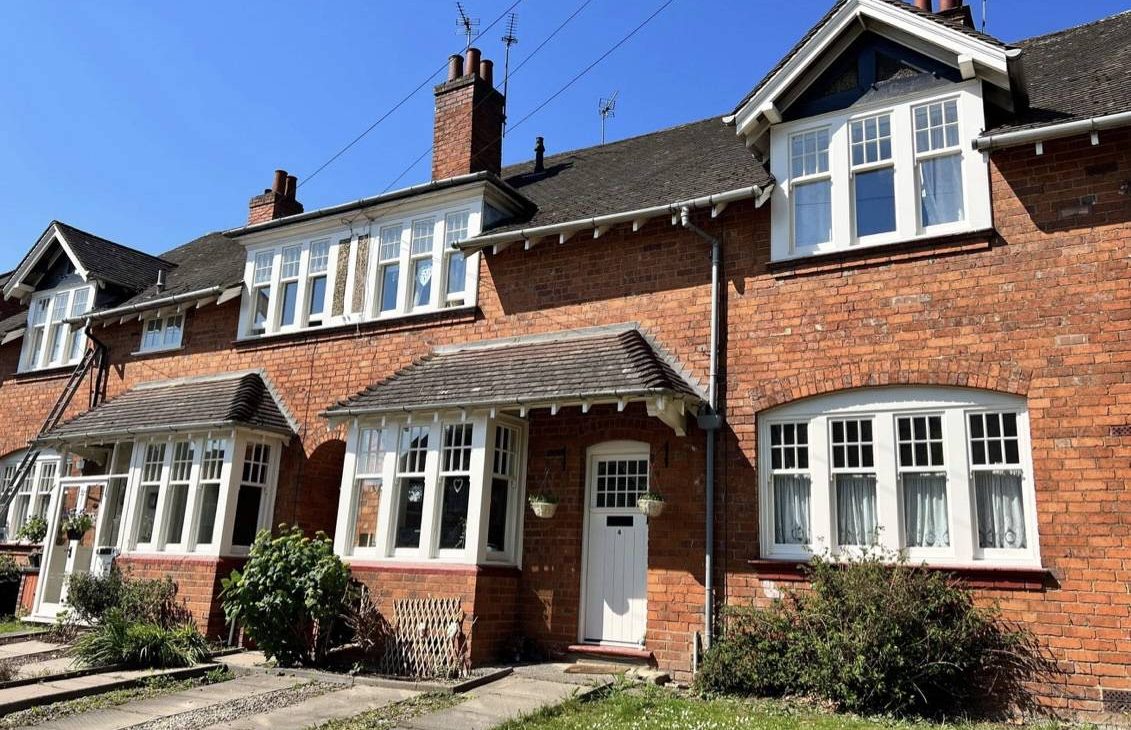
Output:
(0, 639), (65, 662)
(203, 684), (419, 729)
(397, 673), (597, 730)
(0, 665), (208, 716)
(16, 673), (302, 730)
(15, 656), (77, 679)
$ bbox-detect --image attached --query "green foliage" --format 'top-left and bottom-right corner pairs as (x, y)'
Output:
(0, 554), (19, 583)
(60, 511), (94, 538)
(66, 570), (190, 628)
(696, 554), (1052, 718)
(15, 516), (48, 544)
(71, 609), (209, 669)
(221, 525), (352, 667)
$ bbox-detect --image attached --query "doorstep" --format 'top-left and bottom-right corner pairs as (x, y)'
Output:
(565, 644), (655, 667)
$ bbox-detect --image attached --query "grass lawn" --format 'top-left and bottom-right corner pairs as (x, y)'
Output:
(0, 617), (28, 634)
(497, 685), (1077, 730)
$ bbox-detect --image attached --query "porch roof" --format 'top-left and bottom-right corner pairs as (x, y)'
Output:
(322, 324), (704, 422)
(36, 370), (297, 446)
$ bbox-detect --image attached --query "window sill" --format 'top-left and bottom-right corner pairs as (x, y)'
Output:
(234, 305), (478, 348)
(345, 558), (520, 575)
(131, 345), (184, 358)
(12, 365), (80, 382)
(747, 558), (1052, 591)
(768, 228), (996, 279)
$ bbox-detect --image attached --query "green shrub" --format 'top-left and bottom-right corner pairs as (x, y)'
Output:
(15, 516), (48, 544)
(696, 554), (1051, 718)
(71, 610), (209, 668)
(221, 525), (351, 667)
(66, 570), (190, 628)
(0, 554), (19, 583)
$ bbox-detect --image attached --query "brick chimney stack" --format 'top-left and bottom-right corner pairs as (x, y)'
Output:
(432, 48), (505, 181)
(247, 169), (304, 225)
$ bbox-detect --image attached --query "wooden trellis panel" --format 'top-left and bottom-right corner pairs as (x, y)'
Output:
(377, 596), (470, 678)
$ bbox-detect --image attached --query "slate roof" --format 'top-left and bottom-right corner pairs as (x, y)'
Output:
(324, 325), (703, 416)
(730, 0), (1012, 117)
(487, 117), (772, 235)
(39, 371), (295, 445)
(100, 232), (247, 314)
(987, 10), (1131, 133)
(54, 222), (174, 292)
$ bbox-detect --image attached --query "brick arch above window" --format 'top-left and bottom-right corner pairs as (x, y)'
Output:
(749, 358), (1030, 414)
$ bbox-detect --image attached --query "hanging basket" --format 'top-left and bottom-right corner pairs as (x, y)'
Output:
(529, 500), (558, 519)
(638, 496), (666, 518)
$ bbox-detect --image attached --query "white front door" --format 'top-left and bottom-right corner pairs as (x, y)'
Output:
(582, 443), (649, 646)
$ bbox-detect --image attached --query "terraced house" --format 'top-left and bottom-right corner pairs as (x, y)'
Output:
(0, 0), (1128, 717)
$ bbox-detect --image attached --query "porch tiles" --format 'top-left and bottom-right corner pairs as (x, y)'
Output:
(398, 671), (607, 730)
(201, 684), (420, 729)
(15, 673), (300, 730)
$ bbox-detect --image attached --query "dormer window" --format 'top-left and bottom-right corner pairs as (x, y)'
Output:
(20, 283), (95, 372)
(238, 204), (480, 339)
(770, 83), (991, 260)
(138, 313), (184, 353)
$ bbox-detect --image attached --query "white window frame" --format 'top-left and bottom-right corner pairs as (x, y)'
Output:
(334, 413), (526, 566)
(137, 313), (185, 354)
(769, 81), (991, 261)
(759, 387), (1040, 568)
(18, 283), (95, 372)
(1, 453), (62, 541)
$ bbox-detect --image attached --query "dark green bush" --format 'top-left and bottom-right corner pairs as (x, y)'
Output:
(696, 554), (1051, 718)
(66, 570), (190, 628)
(71, 609), (209, 668)
(221, 525), (351, 667)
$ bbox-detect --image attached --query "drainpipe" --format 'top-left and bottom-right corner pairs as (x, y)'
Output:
(680, 207), (722, 651)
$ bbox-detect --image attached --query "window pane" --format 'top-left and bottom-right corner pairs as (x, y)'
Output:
(281, 246), (302, 278)
(137, 484), (160, 543)
(444, 212), (470, 247)
(854, 167), (896, 237)
(394, 477), (425, 549)
(379, 226), (402, 261)
(308, 276), (327, 318)
(487, 477), (510, 553)
(280, 281), (298, 326)
(163, 315), (183, 347)
(253, 286), (270, 328)
(165, 483), (189, 544)
(773, 474), (810, 544)
(196, 484), (220, 545)
(920, 154), (964, 226)
(412, 259), (433, 308)
(445, 254), (466, 298)
(231, 485), (263, 547)
(793, 180), (832, 247)
(100, 478), (128, 547)
(438, 475), (470, 550)
(836, 474), (877, 546)
(353, 478), (381, 549)
(309, 240), (330, 274)
(357, 428), (387, 475)
(903, 473), (949, 547)
(380, 264), (399, 313)
(975, 471), (1026, 549)
(411, 220), (434, 255)
(253, 252), (274, 284)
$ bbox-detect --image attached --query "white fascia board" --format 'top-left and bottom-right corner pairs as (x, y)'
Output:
(3, 223), (91, 300)
(734, 0), (1013, 139)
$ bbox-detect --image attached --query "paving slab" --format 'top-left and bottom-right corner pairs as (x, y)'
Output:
(398, 674), (591, 730)
(16, 656), (76, 678)
(204, 684), (419, 729)
(0, 640), (65, 660)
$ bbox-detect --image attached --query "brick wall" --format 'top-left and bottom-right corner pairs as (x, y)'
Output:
(0, 125), (1124, 715)
(116, 554), (245, 639)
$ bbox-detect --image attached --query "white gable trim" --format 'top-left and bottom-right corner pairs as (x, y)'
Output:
(3, 223), (93, 301)
(732, 0), (1017, 143)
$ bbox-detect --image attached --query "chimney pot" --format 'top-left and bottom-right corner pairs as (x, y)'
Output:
(447, 54), (464, 82)
(534, 137), (545, 173)
(284, 175), (298, 201)
(465, 47), (481, 77)
(479, 59), (494, 86)
(913, 0), (932, 10)
(272, 169), (287, 194)
(938, 0), (959, 9)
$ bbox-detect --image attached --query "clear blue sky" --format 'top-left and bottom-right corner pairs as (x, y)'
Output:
(0, 0), (1123, 270)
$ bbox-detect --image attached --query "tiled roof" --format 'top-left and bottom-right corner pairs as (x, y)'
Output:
(324, 325), (703, 416)
(729, 0), (1012, 117)
(987, 10), (1131, 133)
(54, 222), (174, 293)
(0, 310), (26, 340)
(487, 117), (772, 235)
(104, 232), (247, 313)
(39, 371), (295, 445)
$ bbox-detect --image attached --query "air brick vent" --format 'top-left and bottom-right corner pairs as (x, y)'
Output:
(1103, 688), (1131, 714)
(1111, 425), (1131, 437)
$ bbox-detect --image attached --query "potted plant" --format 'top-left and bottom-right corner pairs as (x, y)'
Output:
(527, 493), (559, 519)
(16, 515), (48, 568)
(637, 491), (666, 518)
(61, 512), (94, 542)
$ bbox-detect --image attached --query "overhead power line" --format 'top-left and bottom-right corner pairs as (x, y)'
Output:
(299, 0), (522, 189)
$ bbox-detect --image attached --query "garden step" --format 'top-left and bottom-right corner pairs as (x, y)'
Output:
(14, 674), (300, 730)
(564, 643), (655, 667)
(200, 683), (419, 729)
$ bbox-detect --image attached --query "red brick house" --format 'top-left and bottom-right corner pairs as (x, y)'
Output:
(0, 0), (1128, 717)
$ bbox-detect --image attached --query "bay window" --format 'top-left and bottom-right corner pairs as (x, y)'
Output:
(19, 284), (95, 372)
(231, 442), (272, 548)
(240, 204), (480, 338)
(760, 387), (1039, 567)
(2, 455), (62, 540)
(770, 82), (991, 260)
(194, 439), (226, 546)
(336, 414), (526, 565)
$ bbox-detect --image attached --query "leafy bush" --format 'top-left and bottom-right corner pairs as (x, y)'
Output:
(0, 554), (19, 583)
(66, 570), (190, 628)
(15, 516), (48, 544)
(696, 554), (1052, 718)
(221, 526), (351, 667)
(71, 609), (209, 669)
